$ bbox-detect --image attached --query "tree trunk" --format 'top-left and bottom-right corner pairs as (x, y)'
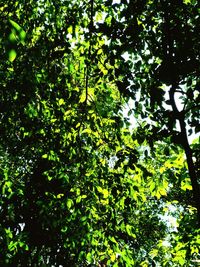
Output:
(169, 84), (200, 227)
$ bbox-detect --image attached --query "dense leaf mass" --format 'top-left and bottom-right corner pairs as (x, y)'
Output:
(0, 0), (200, 266)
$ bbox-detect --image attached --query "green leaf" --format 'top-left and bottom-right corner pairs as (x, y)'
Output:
(8, 49), (17, 62)
(102, 188), (109, 198)
(67, 199), (73, 209)
(9, 19), (22, 31)
(9, 19), (26, 43)
(58, 98), (65, 106)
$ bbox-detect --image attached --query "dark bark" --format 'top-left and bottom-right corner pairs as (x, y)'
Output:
(179, 116), (200, 227)
(169, 84), (200, 227)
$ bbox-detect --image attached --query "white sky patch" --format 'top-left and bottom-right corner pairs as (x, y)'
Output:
(123, 80), (198, 144)
(160, 204), (181, 232)
(121, 51), (130, 61)
(174, 92), (184, 112)
(162, 240), (171, 247)
(121, 44), (199, 142)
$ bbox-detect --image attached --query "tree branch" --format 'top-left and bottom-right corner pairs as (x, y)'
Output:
(169, 83), (200, 227)
(164, 3), (200, 225)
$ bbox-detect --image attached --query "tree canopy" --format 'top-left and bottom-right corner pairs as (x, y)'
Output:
(0, 0), (200, 266)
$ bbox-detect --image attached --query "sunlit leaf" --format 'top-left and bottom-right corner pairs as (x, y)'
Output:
(8, 49), (17, 62)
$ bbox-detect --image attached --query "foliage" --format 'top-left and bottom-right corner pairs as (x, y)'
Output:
(0, 0), (200, 266)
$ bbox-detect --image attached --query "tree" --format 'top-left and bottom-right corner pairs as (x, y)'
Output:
(97, 0), (200, 222)
(0, 0), (200, 266)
